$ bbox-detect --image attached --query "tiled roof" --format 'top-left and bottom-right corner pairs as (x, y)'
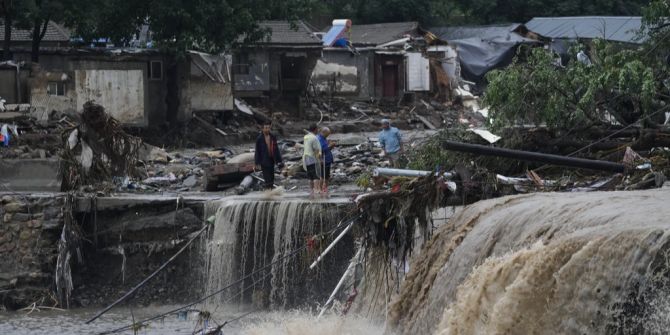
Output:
(346, 22), (419, 45)
(525, 16), (644, 43)
(0, 20), (70, 42)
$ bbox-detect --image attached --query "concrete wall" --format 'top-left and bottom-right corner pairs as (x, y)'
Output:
(233, 48), (321, 99)
(16, 50), (233, 125)
(187, 79), (233, 111)
(75, 69), (145, 125)
(26, 55), (164, 126)
(0, 193), (208, 310)
(310, 50), (370, 97)
(180, 56), (233, 119)
(0, 69), (18, 103)
(0, 67), (30, 104)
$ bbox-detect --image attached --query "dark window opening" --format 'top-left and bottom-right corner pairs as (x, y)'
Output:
(232, 52), (250, 75)
(149, 60), (163, 80)
(281, 57), (303, 79)
(47, 81), (65, 96)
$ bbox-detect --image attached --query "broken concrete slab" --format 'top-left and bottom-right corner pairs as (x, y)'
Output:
(330, 134), (369, 146)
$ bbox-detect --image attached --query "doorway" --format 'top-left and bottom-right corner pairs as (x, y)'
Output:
(382, 65), (398, 97)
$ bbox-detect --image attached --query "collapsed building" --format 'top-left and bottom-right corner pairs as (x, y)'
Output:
(430, 24), (539, 85)
(312, 21), (457, 100)
(0, 22), (233, 127)
(232, 20), (323, 114)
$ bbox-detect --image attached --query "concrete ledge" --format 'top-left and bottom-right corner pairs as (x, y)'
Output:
(0, 159), (61, 192)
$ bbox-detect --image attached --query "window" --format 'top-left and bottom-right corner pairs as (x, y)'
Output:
(47, 81), (65, 96)
(232, 52), (250, 75)
(149, 60), (163, 80)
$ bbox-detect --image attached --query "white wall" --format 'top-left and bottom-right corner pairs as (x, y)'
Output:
(311, 59), (359, 93)
(405, 52), (430, 91)
(75, 70), (145, 125)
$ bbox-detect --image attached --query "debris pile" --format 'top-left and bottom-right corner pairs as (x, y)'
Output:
(0, 109), (69, 159)
(298, 95), (487, 133)
(354, 173), (448, 260)
(60, 101), (143, 191)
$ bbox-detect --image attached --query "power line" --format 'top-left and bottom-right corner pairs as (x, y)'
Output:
(97, 213), (362, 335)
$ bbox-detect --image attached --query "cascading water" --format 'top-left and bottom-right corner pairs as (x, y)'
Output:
(388, 188), (670, 335)
(203, 196), (355, 309)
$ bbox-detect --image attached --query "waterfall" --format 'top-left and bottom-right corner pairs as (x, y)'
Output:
(389, 188), (670, 334)
(203, 196), (355, 309)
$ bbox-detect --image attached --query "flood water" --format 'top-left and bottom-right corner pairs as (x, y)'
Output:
(0, 305), (386, 335)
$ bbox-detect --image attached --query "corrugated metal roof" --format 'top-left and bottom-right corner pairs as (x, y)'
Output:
(345, 22), (419, 45)
(430, 24), (523, 41)
(257, 20), (322, 45)
(525, 16), (644, 43)
(0, 20), (71, 42)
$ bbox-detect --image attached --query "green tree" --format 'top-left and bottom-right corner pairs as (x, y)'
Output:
(642, 0), (670, 57)
(12, 0), (89, 63)
(1, 0), (16, 60)
(484, 40), (662, 130)
(318, 0), (454, 26)
(452, 0), (650, 24)
(68, 0), (316, 54)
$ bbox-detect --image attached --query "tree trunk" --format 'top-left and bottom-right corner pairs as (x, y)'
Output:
(30, 18), (48, 63)
(3, 6), (11, 61)
(165, 58), (180, 125)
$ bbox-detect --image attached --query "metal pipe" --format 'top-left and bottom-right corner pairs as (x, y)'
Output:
(443, 140), (625, 173)
(310, 218), (356, 270)
(373, 167), (454, 179)
(317, 247), (363, 319)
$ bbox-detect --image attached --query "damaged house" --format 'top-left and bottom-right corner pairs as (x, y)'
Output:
(312, 21), (450, 100)
(0, 20), (71, 105)
(1, 21), (232, 126)
(430, 24), (539, 85)
(232, 21), (322, 110)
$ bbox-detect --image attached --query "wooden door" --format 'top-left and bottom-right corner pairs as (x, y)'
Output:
(382, 65), (398, 97)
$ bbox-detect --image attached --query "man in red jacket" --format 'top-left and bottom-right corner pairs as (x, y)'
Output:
(254, 121), (283, 190)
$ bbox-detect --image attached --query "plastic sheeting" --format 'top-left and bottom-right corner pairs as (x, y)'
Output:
(431, 25), (539, 84)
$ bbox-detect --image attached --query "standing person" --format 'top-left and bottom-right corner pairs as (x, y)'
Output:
(303, 124), (322, 197)
(317, 127), (336, 195)
(378, 119), (403, 168)
(254, 121), (283, 190)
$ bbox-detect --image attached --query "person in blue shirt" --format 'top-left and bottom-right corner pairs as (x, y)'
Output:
(317, 127), (336, 194)
(378, 119), (403, 167)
